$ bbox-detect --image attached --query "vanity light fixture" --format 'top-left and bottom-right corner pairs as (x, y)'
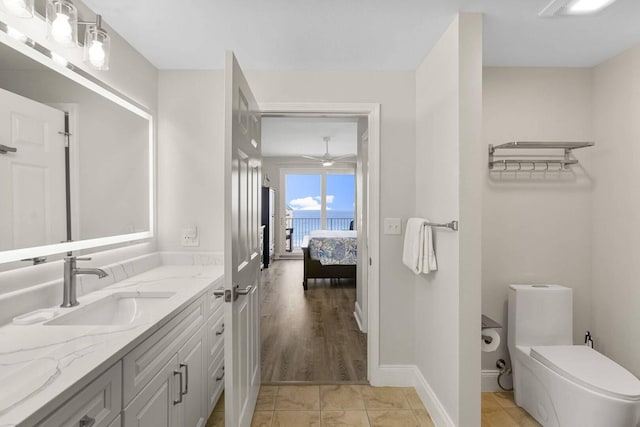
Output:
(46, 0), (77, 46)
(82, 14), (109, 70)
(2, 0), (34, 18)
(539, 0), (618, 16)
(44, 0), (110, 70)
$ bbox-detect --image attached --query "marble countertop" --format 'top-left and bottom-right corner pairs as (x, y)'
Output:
(0, 264), (224, 427)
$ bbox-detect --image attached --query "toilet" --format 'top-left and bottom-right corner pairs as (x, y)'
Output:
(508, 284), (640, 427)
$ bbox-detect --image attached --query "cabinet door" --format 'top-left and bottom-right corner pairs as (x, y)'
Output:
(123, 355), (180, 427)
(178, 326), (207, 427)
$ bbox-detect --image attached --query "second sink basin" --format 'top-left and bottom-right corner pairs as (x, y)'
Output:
(46, 291), (176, 326)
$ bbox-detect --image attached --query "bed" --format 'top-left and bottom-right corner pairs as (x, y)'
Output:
(301, 230), (357, 290)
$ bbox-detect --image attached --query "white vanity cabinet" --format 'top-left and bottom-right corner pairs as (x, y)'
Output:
(28, 275), (225, 427)
(122, 295), (209, 427)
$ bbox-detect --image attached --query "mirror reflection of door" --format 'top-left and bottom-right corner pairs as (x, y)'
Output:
(0, 87), (66, 251)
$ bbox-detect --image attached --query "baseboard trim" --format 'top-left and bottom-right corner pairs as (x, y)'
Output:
(370, 364), (416, 387)
(482, 369), (512, 392)
(413, 366), (456, 427)
(370, 365), (455, 426)
(354, 301), (366, 333)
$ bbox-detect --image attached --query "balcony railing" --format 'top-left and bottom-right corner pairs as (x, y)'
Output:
(288, 217), (354, 249)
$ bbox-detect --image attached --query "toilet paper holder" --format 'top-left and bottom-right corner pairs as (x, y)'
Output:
(482, 315), (502, 344)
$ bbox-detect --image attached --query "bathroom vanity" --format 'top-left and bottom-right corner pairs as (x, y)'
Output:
(0, 263), (225, 427)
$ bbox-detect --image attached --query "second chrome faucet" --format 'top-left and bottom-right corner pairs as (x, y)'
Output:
(61, 256), (109, 308)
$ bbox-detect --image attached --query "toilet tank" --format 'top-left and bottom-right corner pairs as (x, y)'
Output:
(508, 284), (573, 349)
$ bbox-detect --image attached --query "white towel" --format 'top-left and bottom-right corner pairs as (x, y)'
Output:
(402, 218), (424, 274)
(402, 217), (438, 275)
(422, 223), (438, 274)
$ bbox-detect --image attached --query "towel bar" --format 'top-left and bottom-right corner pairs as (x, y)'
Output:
(424, 220), (458, 231)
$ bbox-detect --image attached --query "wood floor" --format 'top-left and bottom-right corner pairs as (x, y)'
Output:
(260, 260), (367, 382)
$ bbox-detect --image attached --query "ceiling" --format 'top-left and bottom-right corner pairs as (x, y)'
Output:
(261, 117), (358, 158)
(82, 0), (640, 69)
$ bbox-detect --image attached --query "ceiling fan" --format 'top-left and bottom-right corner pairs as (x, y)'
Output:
(301, 136), (356, 167)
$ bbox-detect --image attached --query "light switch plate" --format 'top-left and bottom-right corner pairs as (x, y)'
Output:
(383, 218), (402, 235)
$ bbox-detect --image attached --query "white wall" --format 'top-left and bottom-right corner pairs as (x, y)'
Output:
(157, 70), (225, 253)
(482, 68), (594, 371)
(414, 14), (482, 426)
(591, 45), (640, 377)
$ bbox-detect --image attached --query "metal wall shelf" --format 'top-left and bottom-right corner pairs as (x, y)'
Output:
(488, 141), (594, 171)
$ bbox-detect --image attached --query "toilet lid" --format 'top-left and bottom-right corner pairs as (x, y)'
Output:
(531, 345), (640, 401)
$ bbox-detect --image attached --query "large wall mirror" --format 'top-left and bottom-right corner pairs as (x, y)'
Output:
(0, 26), (153, 267)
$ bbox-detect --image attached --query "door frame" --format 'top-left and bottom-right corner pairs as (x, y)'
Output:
(259, 102), (381, 382)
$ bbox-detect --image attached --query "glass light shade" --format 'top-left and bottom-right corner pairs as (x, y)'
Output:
(2, 0), (34, 18)
(46, 0), (77, 47)
(84, 26), (109, 70)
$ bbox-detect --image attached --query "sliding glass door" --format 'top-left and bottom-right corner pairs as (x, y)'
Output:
(283, 169), (355, 251)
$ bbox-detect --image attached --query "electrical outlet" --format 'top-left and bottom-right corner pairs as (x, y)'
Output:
(383, 218), (402, 235)
(181, 225), (200, 247)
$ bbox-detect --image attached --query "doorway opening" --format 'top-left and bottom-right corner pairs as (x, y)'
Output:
(259, 113), (372, 383)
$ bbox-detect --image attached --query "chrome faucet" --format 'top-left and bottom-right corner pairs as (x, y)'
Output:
(61, 256), (109, 307)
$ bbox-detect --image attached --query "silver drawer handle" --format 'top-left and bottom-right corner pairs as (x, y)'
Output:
(216, 365), (225, 381)
(0, 144), (17, 154)
(173, 369), (183, 404)
(216, 323), (225, 336)
(180, 363), (189, 395)
(79, 415), (95, 427)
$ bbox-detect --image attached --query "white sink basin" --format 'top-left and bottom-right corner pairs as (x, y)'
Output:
(46, 292), (176, 326)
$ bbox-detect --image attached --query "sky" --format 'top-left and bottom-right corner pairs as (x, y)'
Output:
(285, 173), (355, 213)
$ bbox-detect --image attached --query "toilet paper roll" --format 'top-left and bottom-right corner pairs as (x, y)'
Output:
(481, 328), (501, 352)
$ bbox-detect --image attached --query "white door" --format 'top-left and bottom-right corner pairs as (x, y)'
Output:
(0, 87), (66, 251)
(223, 51), (262, 427)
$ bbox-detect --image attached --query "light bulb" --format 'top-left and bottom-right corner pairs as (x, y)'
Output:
(3, 0), (33, 17)
(51, 13), (73, 44)
(88, 39), (105, 68)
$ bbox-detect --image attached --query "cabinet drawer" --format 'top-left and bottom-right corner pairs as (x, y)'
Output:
(207, 347), (225, 414)
(37, 362), (122, 427)
(123, 296), (205, 404)
(206, 278), (225, 318)
(207, 305), (224, 361)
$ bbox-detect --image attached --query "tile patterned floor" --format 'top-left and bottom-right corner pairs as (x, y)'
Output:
(481, 392), (541, 427)
(206, 387), (541, 426)
(206, 385), (435, 427)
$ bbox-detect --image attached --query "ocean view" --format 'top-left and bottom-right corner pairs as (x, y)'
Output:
(288, 210), (355, 248)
